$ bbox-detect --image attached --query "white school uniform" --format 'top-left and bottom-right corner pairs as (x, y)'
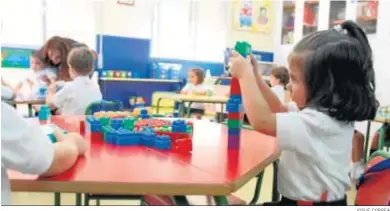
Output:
(19, 68), (58, 99)
(54, 76), (102, 115)
(181, 83), (209, 110)
(1, 86), (15, 100)
(271, 85), (285, 102)
(276, 103), (353, 201)
(1, 102), (54, 205)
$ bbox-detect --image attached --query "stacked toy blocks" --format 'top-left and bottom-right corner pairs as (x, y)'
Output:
(227, 41), (252, 150)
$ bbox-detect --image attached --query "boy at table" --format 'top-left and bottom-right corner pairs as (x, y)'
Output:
(46, 47), (102, 115)
(1, 102), (87, 205)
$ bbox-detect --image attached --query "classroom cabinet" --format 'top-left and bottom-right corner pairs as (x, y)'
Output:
(278, 0), (380, 45)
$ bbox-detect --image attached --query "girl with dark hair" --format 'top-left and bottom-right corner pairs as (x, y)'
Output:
(229, 20), (378, 206)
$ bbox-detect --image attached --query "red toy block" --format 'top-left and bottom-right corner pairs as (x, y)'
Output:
(80, 120), (85, 134)
(230, 78), (241, 95)
(228, 112), (243, 120)
(86, 131), (103, 142)
(172, 138), (192, 153)
(156, 131), (190, 142)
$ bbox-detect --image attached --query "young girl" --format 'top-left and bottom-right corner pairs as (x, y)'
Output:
(269, 66), (289, 102)
(181, 68), (209, 119)
(230, 20), (377, 205)
(15, 50), (58, 98)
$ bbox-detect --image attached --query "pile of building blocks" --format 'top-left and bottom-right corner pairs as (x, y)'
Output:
(227, 41), (252, 150)
(94, 111), (132, 118)
(85, 109), (193, 153)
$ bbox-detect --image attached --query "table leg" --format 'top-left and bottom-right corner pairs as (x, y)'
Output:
(363, 121), (372, 163)
(186, 102), (192, 118)
(219, 103), (224, 123)
(28, 104), (33, 117)
(156, 98), (162, 114)
(213, 196), (229, 206)
(172, 196), (190, 205)
(178, 102), (185, 117)
(54, 192), (61, 206)
(75, 193), (82, 206)
(378, 123), (388, 150)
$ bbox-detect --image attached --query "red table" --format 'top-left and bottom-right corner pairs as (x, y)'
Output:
(8, 116), (279, 205)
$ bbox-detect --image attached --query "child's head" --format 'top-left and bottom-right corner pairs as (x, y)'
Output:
(67, 47), (95, 79)
(30, 50), (46, 72)
(188, 68), (205, 85)
(287, 20), (377, 121)
(270, 66), (289, 88)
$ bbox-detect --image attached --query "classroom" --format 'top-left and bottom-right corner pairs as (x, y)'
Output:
(1, 0), (389, 207)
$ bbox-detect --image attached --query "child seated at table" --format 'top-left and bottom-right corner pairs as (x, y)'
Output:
(229, 21), (377, 205)
(269, 66), (289, 102)
(46, 47), (102, 115)
(1, 78), (16, 101)
(14, 50), (58, 98)
(181, 68), (209, 119)
(1, 101), (87, 205)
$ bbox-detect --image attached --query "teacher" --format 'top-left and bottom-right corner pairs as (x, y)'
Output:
(40, 36), (82, 81)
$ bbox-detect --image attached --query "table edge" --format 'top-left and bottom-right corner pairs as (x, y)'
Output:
(10, 180), (231, 195)
(230, 151), (280, 192)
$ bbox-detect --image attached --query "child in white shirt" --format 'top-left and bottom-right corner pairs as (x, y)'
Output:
(1, 101), (87, 205)
(15, 50), (57, 99)
(46, 47), (102, 115)
(269, 66), (289, 103)
(229, 21), (377, 205)
(181, 68), (209, 119)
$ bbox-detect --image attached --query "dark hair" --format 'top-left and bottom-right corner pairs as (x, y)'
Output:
(67, 47), (95, 76)
(271, 66), (289, 88)
(292, 20), (378, 122)
(190, 68), (205, 84)
(40, 36), (78, 81)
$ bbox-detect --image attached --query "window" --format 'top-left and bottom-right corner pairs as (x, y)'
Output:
(1, 0), (44, 47)
(151, 0), (227, 62)
(45, 0), (96, 49)
(151, 0), (193, 59)
(194, 0), (227, 62)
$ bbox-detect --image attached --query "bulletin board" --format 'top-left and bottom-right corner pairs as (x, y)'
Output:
(1, 47), (33, 69)
(232, 0), (274, 33)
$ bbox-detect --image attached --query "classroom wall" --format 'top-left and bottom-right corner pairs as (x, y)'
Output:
(226, 1), (276, 52)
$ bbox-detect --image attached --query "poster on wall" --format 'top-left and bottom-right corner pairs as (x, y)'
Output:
(232, 0), (273, 33)
(1, 47), (33, 69)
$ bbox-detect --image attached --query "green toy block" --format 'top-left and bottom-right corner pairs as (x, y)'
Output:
(186, 125), (192, 134)
(99, 116), (111, 126)
(234, 41), (252, 58)
(161, 125), (171, 132)
(123, 117), (136, 130)
(227, 119), (242, 128)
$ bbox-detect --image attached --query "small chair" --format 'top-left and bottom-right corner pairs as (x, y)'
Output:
(355, 151), (390, 205)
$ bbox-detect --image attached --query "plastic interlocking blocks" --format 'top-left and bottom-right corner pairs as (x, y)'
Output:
(154, 135), (171, 150)
(172, 120), (187, 133)
(86, 116), (102, 132)
(39, 105), (50, 121)
(226, 41), (252, 150)
(171, 138), (192, 153)
(139, 109), (151, 119)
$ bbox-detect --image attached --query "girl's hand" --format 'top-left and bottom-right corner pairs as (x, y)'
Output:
(229, 51), (253, 79)
(48, 83), (56, 94)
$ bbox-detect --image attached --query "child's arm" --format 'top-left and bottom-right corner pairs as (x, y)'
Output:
(1, 102), (81, 177)
(46, 83), (68, 111)
(250, 55), (288, 113)
(230, 52), (276, 136)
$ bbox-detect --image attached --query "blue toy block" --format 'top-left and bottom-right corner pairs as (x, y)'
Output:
(140, 109), (148, 115)
(228, 128), (241, 135)
(105, 127), (117, 144)
(172, 120), (187, 133)
(141, 132), (155, 147)
(38, 105), (50, 121)
(142, 127), (155, 134)
(229, 95), (242, 103)
(140, 114), (151, 119)
(226, 100), (243, 113)
(86, 116), (102, 132)
(154, 135), (171, 150)
(116, 130), (141, 146)
(111, 118), (124, 130)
